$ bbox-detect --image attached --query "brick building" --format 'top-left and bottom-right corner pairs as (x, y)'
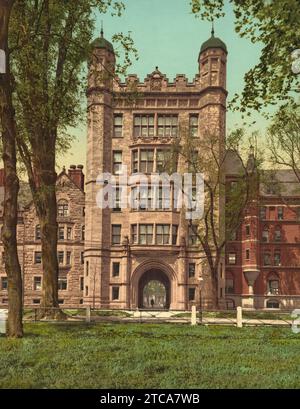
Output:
(0, 167), (85, 307)
(0, 30), (299, 311)
(84, 29), (227, 310)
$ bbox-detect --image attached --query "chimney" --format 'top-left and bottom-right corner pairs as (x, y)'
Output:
(68, 165), (85, 190)
(0, 169), (5, 187)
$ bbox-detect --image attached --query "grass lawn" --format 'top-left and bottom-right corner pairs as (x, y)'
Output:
(0, 322), (299, 389)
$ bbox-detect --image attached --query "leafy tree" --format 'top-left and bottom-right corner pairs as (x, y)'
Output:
(190, 0), (300, 114)
(268, 104), (300, 183)
(9, 0), (137, 317)
(0, 0), (23, 337)
(172, 128), (261, 308)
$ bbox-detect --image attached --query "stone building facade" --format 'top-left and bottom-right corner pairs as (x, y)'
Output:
(0, 167), (85, 308)
(0, 31), (299, 311)
(84, 29), (227, 310)
(225, 169), (300, 310)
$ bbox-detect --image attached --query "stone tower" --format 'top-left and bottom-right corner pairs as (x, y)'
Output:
(84, 30), (115, 307)
(84, 29), (228, 310)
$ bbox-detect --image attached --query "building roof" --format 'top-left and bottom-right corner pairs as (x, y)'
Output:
(200, 29), (227, 54)
(91, 29), (114, 53)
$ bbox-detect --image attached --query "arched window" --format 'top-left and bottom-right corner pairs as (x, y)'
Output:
(267, 273), (279, 295)
(262, 226), (269, 242)
(81, 225), (85, 241)
(57, 200), (69, 217)
(266, 299), (280, 309)
(274, 226), (281, 242)
(35, 225), (41, 240)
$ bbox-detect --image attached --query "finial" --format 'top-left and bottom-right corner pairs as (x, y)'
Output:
(155, 66), (159, 71)
(101, 20), (104, 37)
(211, 20), (215, 37)
(249, 144), (254, 155)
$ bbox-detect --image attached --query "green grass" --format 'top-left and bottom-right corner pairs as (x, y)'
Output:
(0, 323), (299, 389)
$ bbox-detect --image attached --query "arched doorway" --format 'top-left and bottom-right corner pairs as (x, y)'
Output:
(138, 269), (170, 309)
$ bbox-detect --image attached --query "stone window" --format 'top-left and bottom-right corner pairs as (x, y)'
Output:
(34, 251), (42, 264)
(112, 262), (120, 277)
(277, 207), (284, 220)
(113, 114), (123, 138)
(85, 286), (88, 296)
(58, 226), (65, 240)
(140, 149), (154, 173)
(67, 226), (72, 240)
(188, 263), (196, 278)
(112, 286), (120, 300)
(139, 224), (153, 245)
(80, 277), (84, 291)
(260, 206), (267, 220)
(66, 251), (71, 265)
(86, 261), (89, 277)
(266, 299), (280, 309)
(35, 225), (41, 240)
(57, 251), (64, 264)
(80, 252), (84, 265)
(274, 226), (281, 242)
(111, 225), (121, 245)
(131, 224), (138, 244)
(189, 114), (199, 137)
(58, 278), (67, 291)
(33, 299), (40, 304)
(263, 251), (271, 266)
(113, 187), (121, 211)
(188, 287), (196, 301)
(156, 149), (173, 173)
(57, 200), (69, 217)
(157, 114), (178, 137)
(81, 225), (85, 241)
(1, 277), (8, 291)
(225, 277), (234, 294)
(262, 227), (269, 242)
(132, 150), (139, 173)
(172, 225), (178, 245)
(156, 224), (170, 245)
(245, 249), (250, 260)
(228, 252), (236, 265)
(58, 299), (64, 304)
(274, 250), (281, 266)
(268, 276), (279, 295)
(134, 114), (154, 137)
(33, 276), (42, 291)
(112, 151), (122, 175)
(245, 225), (250, 237)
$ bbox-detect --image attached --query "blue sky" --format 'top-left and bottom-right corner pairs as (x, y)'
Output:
(61, 0), (271, 169)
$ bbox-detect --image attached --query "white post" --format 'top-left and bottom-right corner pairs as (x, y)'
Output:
(86, 305), (91, 323)
(237, 306), (243, 328)
(191, 305), (197, 326)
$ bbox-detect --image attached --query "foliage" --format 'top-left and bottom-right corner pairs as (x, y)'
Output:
(0, 323), (299, 388)
(268, 103), (300, 183)
(190, 0), (300, 115)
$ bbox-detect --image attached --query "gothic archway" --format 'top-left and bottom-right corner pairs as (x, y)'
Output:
(138, 269), (171, 309)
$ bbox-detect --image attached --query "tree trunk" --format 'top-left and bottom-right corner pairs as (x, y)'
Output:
(0, 0), (23, 338)
(33, 162), (64, 319)
(210, 272), (219, 310)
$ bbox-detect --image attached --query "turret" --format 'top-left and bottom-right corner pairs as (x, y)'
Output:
(198, 27), (227, 90)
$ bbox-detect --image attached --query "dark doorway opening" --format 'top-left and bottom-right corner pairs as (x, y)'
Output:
(138, 269), (170, 309)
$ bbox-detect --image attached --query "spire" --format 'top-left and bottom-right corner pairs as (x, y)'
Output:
(100, 20), (104, 38)
(211, 20), (215, 37)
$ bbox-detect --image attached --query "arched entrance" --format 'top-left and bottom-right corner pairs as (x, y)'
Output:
(138, 269), (171, 309)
